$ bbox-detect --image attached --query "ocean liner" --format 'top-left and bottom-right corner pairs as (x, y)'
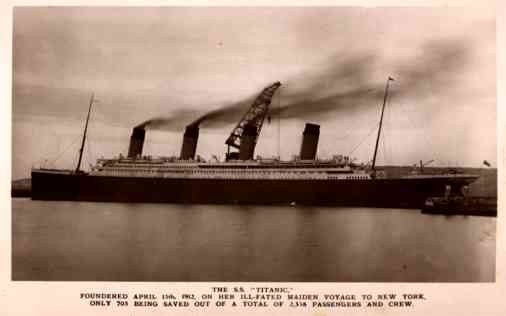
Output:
(31, 79), (478, 208)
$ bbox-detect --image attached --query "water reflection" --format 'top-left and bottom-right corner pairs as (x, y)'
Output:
(12, 199), (495, 281)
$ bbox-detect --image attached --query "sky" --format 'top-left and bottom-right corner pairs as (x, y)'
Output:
(12, 6), (496, 179)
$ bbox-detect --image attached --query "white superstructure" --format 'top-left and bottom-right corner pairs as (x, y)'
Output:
(90, 155), (373, 180)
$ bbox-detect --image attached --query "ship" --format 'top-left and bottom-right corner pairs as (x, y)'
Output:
(422, 195), (497, 217)
(31, 79), (479, 208)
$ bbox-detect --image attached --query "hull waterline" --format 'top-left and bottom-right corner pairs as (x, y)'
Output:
(31, 169), (477, 209)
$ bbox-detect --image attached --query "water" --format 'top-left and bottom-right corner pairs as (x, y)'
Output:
(12, 198), (495, 282)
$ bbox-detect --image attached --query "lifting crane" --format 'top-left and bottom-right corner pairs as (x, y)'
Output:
(225, 82), (281, 160)
(419, 159), (434, 174)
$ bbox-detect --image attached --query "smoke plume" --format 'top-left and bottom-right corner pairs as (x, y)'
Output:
(189, 97), (256, 128)
(270, 39), (471, 120)
(135, 109), (199, 130)
(135, 39), (471, 130)
(134, 95), (256, 131)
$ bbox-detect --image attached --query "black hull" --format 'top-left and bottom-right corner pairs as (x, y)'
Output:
(31, 170), (477, 209)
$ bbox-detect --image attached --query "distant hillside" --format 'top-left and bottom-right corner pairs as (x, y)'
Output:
(11, 178), (31, 197)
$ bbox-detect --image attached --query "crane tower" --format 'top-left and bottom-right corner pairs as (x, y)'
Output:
(225, 82), (282, 160)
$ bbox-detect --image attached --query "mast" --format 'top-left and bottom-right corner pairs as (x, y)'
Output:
(75, 93), (94, 173)
(371, 77), (394, 171)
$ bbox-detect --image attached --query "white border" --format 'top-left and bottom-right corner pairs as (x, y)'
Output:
(1, 1), (504, 315)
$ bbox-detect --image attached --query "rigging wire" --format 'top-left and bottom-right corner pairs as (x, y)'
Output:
(84, 96), (106, 168)
(35, 94), (102, 170)
(277, 87), (281, 160)
(348, 124), (379, 157)
(348, 85), (392, 161)
(397, 100), (438, 164)
(76, 94), (101, 170)
(45, 135), (82, 167)
(384, 124), (388, 164)
(85, 115), (96, 169)
(382, 98), (390, 165)
(86, 137), (94, 170)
